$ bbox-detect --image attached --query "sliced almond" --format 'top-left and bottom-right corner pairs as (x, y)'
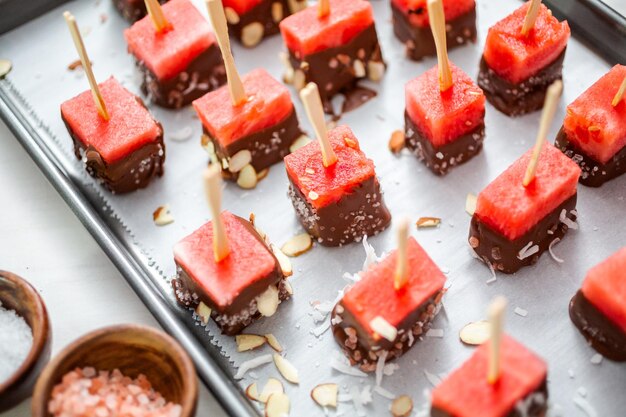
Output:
(228, 150), (252, 173)
(391, 395), (413, 417)
(257, 168), (270, 181)
(289, 135), (311, 153)
(281, 233), (313, 257)
(370, 316), (397, 342)
(265, 333), (283, 352)
(288, 0), (306, 13)
(465, 193), (477, 216)
(195, 301), (212, 325)
(459, 320), (491, 346)
(153, 205), (174, 226)
(416, 217), (441, 228)
(242, 22), (264, 48)
(260, 378), (284, 403)
(293, 69), (306, 91)
(368, 61), (385, 82)
(353, 59), (366, 78)
(236, 334), (267, 352)
(265, 392), (290, 417)
(388, 130), (405, 154)
(271, 2), (283, 22)
(271, 244), (293, 277)
(246, 382), (261, 402)
(224, 7), (240, 24)
(311, 383), (338, 408)
(249, 213), (268, 242)
(237, 164), (258, 189)
(273, 354), (299, 384)
(284, 281), (294, 296)
(1, 59), (13, 79)
(257, 285), (280, 317)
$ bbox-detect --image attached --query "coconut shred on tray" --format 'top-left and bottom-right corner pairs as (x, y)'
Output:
(0, 301), (33, 383)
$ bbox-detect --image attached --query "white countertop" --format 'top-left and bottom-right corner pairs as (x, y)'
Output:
(0, 120), (227, 417)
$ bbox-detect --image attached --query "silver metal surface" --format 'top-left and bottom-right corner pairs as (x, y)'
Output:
(0, 0), (624, 415)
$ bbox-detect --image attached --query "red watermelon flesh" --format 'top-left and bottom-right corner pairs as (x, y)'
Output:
(192, 68), (293, 146)
(405, 62), (485, 147)
(124, 0), (215, 81)
(483, 2), (570, 84)
(284, 125), (376, 209)
(60, 77), (161, 164)
(582, 247), (626, 334)
(222, 0), (263, 15)
(431, 335), (547, 417)
(475, 142), (580, 241)
(279, 0), (374, 57)
(341, 237), (446, 337)
(173, 211), (277, 311)
(391, 0), (475, 28)
(563, 65), (626, 164)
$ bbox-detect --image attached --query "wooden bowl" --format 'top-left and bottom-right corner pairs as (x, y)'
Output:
(31, 324), (198, 417)
(0, 271), (51, 412)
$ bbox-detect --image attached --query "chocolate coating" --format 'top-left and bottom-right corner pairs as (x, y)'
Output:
(477, 49), (566, 117)
(469, 194), (577, 274)
(555, 127), (626, 187)
(112, 0), (168, 23)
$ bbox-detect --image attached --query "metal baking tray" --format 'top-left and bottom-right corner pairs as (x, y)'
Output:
(0, 1), (624, 416)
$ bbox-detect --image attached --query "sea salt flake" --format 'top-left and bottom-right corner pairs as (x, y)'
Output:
(514, 307), (528, 317)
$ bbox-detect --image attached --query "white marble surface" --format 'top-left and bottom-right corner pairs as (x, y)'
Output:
(0, 120), (227, 417)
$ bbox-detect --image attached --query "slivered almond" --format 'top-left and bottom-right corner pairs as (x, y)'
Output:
(228, 150), (252, 173)
(370, 316), (397, 342)
(265, 333), (283, 352)
(271, 244), (293, 277)
(265, 392), (290, 417)
(237, 164), (258, 189)
(271, 2), (283, 22)
(293, 69), (306, 91)
(391, 395), (413, 417)
(289, 135), (311, 153)
(281, 233), (313, 257)
(273, 354), (299, 384)
(460, 320), (491, 346)
(311, 383), (338, 408)
(246, 382), (261, 402)
(257, 168), (270, 181)
(224, 7), (240, 24)
(353, 59), (366, 77)
(257, 285), (280, 317)
(153, 205), (174, 226)
(236, 334), (267, 352)
(388, 130), (405, 154)
(287, 0), (306, 13)
(465, 193), (477, 216)
(368, 61), (385, 82)
(416, 217), (441, 228)
(242, 22), (264, 47)
(249, 213), (267, 241)
(195, 302), (212, 324)
(260, 378), (284, 403)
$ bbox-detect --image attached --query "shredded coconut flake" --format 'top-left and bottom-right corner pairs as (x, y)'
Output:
(426, 328), (444, 338)
(234, 354), (272, 379)
(573, 397), (598, 417)
(514, 307), (528, 317)
(311, 321), (331, 337)
(375, 351), (388, 386)
(517, 241), (539, 260)
(590, 354), (603, 365)
(423, 370), (442, 387)
(350, 385), (367, 417)
(373, 385), (395, 399)
(548, 238), (564, 263)
(330, 358), (368, 377)
(560, 209), (579, 230)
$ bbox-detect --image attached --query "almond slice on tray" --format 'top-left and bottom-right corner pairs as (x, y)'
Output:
(265, 333), (283, 352)
(281, 233), (313, 257)
(459, 320), (491, 346)
(259, 378), (284, 403)
(246, 382), (261, 402)
(236, 334), (267, 352)
(465, 193), (477, 216)
(311, 383), (338, 408)
(271, 244), (293, 277)
(273, 354), (299, 384)
(388, 130), (405, 154)
(390, 395), (413, 417)
(265, 392), (290, 417)
(416, 217), (441, 228)
(153, 205), (174, 226)
(195, 302), (212, 325)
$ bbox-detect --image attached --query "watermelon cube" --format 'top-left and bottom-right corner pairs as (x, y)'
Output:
(173, 211), (289, 335)
(113, 0), (168, 23)
(405, 62), (486, 175)
(331, 237), (446, 371)
(60, 76), (165, 194)
(469, 142), (581, 273)
(284, 125), (391, 246)
(124, 0), (226, 108)
(431, 335), (548, 417)
(556, 65), (626, 187)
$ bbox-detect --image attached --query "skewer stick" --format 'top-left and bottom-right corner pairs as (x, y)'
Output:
(611, 76), (626, 107)
(394, 217), (410, 291)
(63, 11), (109, 121)
(144, 0), (171, 33)
(487, 296), (507, 384)
(300, 82), (338, 167)
(427, 0), (453, 92)
(521, 0), (542, 36)
(206, 0), (247, 106)
(523, 80), (563, 187)
(318, 0), (330, 18)
(203, 165), (231, 262)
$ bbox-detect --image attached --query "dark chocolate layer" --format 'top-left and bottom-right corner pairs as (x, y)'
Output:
(477, 49), (566, 117)
(405, 111), (485, 175)
(287, 175), (391, 247)
(555, 127), (626, 187)
(570, 290), (626, 361)
(136, 43), (226, 109)
(331, 292), (443, 372)
(391, 3), (476, 61)
(469, 194), (577, 274)
(112, 0), (167, 23)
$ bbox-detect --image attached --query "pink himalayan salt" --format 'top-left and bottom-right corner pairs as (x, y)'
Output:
(48, 367), (182, 417)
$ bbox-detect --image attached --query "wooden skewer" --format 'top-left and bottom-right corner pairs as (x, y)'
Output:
(523, 80), (563, 187)
(203, 165), (231, 262)
(487, 296), (507, 384)
(206, 0), (247, 106)
(427, 0), (453, 92)
(521, 0), (542, 36)
(300, 82), (338, 167)
(612, 76), (626, 107)
(63, 11), (109, 121)
(144, 0), (171, 33)
(394, 217), (410, 291)
(318, 0), (330, 18)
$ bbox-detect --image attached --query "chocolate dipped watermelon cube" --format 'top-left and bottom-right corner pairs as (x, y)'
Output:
(331, 237), (446, 371)
(556, 65), (626, 187)
(431, 335), (548, 417)
(478, 2), (570, 117)
(124, 0), (226, 109)
(391, 0), (477, 61)
(284, 125), (391, 246)
(172, 211), (290, 335)
(279, 0), (385, 104)
(405, 63), (486, 175)
(222, 0), (307, 47)
(469, 142), (581, 274)
(570, 247), (626, 361)
(113, 0), (168, 23)
(60, 77), (165, 194)
(193, 68), (302, 182)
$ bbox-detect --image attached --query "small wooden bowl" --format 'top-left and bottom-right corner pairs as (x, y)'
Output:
(0, 271), (51, 412)
(32, 324), (198, 417)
